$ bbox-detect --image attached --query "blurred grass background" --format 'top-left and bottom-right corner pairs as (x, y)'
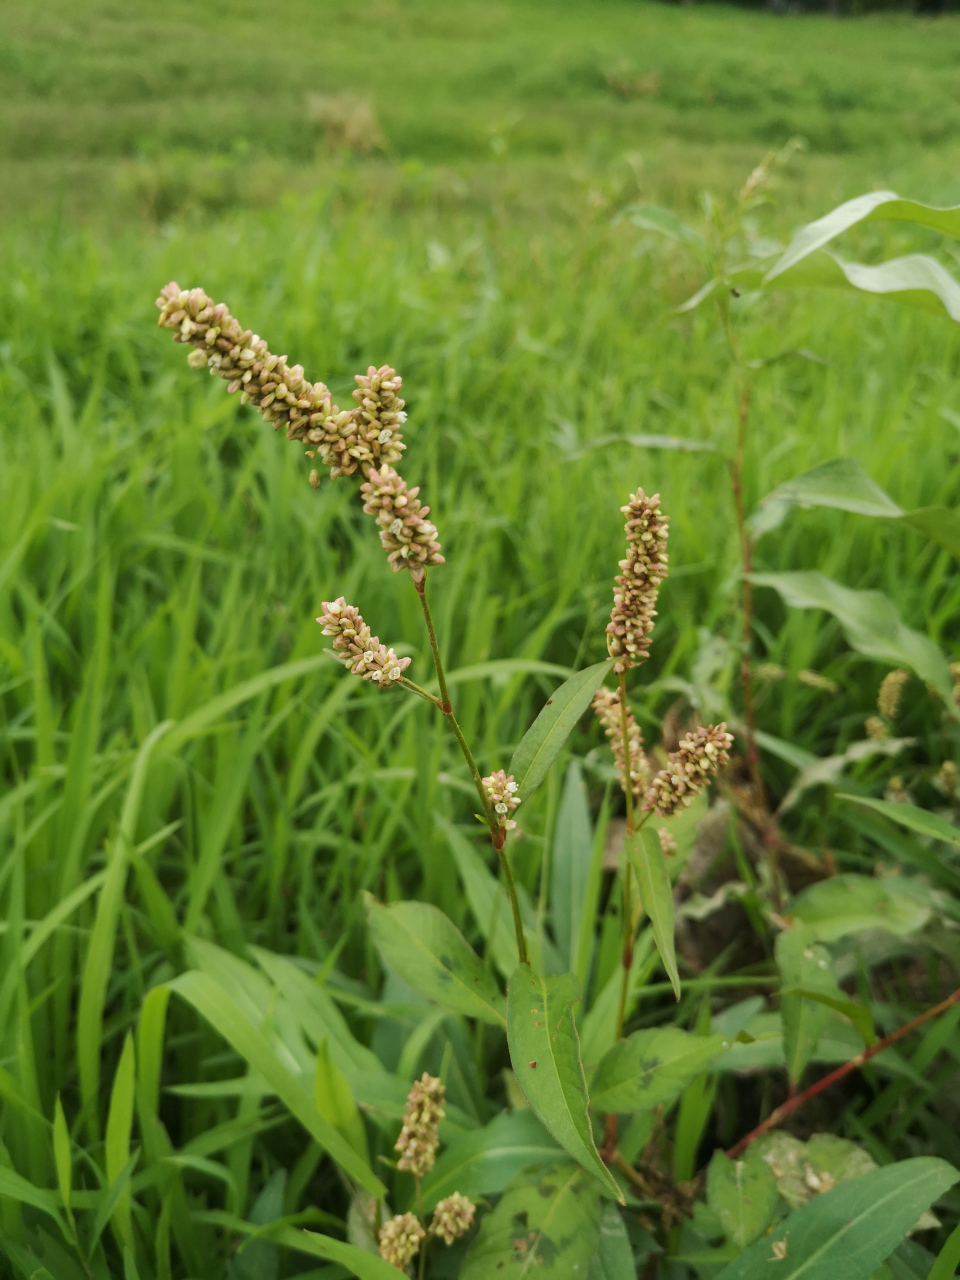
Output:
(2, 0), (960, 1269)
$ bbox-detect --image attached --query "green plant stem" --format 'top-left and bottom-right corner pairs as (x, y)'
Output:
(717, 287), (782, 911)
(414, 575), (529, 967)
(726, 984), (960, 1160)
(415, 578), (451, 713)
(613, 671), (637, 1046)
(416, 1178), (428, 1280)
(400, 676), (444, 708)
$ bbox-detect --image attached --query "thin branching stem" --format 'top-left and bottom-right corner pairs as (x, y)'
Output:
(400, 677), (444, 708)
(726, 985), (960, 1160)
(414, 576), (529, 966)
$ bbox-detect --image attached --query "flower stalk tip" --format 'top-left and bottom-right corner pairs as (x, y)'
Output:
(395, 1073), (445, 1178)
(482, 770), (521, 829)
(606, 489), (669, 674)
(429, 1192), (476, 1245)
(360, 465), (444, 582)
(378, 1213), (425, 1270)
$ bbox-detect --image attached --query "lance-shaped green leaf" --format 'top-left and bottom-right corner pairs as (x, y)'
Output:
(462, 1166), (602, 1278)
(838, 793), (960, 849)
(589, 1202), (636, 1280)
(510, 661), (611, 800)
(750, 457), (902, 541)
(626, 827), (680, 1000)
(506, 966), (621, 1200)
(421, 1110), (561, 1211)
(713, 1157), (957, 1280)
(707, 1149), (778, 1249)
(590, 1026), (728, 1113)
(749, 571), (955, 710)
(767, 191), (960, 281)
(620, 203), (708, 249)
(363, 894), (505, 1026)
(899, 505), (960, 561)
(928, 1221), (960, 1280)
(168, 970), (385, 1198)
(551, 760), (593, 970)
(776, 924), (842, 1088)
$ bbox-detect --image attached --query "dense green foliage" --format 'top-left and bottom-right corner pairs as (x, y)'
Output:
(3, 1), (960, 1277)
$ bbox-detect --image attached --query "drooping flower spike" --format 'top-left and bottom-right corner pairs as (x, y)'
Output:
(317, 598), (410, 688)
(156, 283), (406, 480)
(642, 724), (733, 818)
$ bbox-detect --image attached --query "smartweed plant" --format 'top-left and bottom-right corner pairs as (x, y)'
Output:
(154, 215), (960, 1276)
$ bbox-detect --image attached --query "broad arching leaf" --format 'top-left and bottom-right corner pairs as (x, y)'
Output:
(363, 894), (506, 1026)
(461, 1166), (602, 1278)
(767, 192), (960, 281)
(590, 1026), (728, 1113)
(749, 571), (956, 711)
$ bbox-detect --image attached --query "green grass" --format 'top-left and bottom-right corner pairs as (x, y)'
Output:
(2, 0), (960, 1275)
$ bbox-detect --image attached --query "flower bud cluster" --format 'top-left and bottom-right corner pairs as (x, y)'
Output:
(592, 686), (649, 806)
(429, 1192), (476, 1245)
(606, 490), (669, 674)
(156, 285), (408, 482)
(482, 769), (521, 829)
(317, 598), (410, 688)
(378, 1213), (424, 1270)
(395, 1073), (445, 1178)
(878, 668), (909, 721)
(642, 724), (733, 817)
(360, 466), (444, 582)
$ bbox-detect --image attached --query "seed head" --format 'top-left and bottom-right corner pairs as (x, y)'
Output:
(878, 669), (909, 721)
(429, 1192), (476, 1245)
(317, 597), (410, 688)
(155, 284), (409, 484)
(606, 489), (669, 674)
(360, 465), (444, 582)
(592, 686), (649, 806)
(642, 724), (733, 818)
(395, 1073), (445, 1178)
(657, 827), (677, 856)
(482, 769), (521, 829)
(865, 715), (888, 742)
(378, 1213), (425, 1270)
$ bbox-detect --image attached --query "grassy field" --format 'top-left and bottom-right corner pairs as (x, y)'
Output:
(3, 0), (960, 1275)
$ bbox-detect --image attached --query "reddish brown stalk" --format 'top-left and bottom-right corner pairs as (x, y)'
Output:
(725, 376), (782, 910)
(726, 986), (960, 1160)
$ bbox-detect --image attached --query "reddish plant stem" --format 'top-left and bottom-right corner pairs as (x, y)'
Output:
(725, 377), (782, 910)
(726, 986), (960, 1160)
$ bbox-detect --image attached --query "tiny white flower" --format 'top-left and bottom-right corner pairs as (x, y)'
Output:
(378, 428), (393, 444)
(506, 781), (519, 793)
(363, 651), (375, 663)
(495, 802), (508, 815)
(389, 518), (404, 535)
(370, 670), (383, 682)
(397, 410), (408, 423)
